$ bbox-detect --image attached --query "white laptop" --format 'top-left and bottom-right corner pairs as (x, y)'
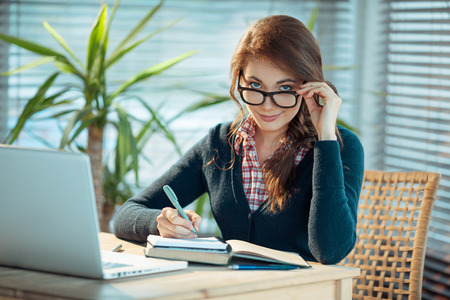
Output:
(0, 145), (187, 279)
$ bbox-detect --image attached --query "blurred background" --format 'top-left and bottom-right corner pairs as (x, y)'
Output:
(0, 0), (448, 298)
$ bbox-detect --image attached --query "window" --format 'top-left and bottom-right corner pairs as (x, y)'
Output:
(379, 1), (450, 298)
(1, 0), (359, 185)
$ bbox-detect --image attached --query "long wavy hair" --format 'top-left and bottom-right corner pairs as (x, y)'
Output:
(228, 15), (341, 212)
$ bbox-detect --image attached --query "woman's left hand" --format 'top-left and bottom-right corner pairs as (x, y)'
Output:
(296, 82), (342, 141)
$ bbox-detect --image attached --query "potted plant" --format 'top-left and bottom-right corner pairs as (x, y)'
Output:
(0, 0), (195, 231)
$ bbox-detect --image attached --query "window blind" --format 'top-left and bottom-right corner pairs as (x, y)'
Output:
(0, 1), (9, 139)
(381, 1), (450, 298)
(1, 0), (359, 186)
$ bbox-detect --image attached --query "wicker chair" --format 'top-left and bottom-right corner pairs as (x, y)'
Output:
(339, 171), (440, 300)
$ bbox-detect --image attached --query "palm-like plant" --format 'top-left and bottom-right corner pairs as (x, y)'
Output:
(0, 0), (195, 231)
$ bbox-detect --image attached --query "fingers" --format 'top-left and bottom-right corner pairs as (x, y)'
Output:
(296, 81), (342, 141)
(297, 82), (341, 109)
(156, 207), (198, 239)
(186, 210), (202, 233)
(298, 85), (324, 100)
(297, 82), (339, 104)
(303, 93), (321, 114)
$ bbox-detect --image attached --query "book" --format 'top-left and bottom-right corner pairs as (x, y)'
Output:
(145, 235), (311, 268)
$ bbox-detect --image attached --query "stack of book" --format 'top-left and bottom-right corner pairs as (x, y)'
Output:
(145, 235), (310, 268)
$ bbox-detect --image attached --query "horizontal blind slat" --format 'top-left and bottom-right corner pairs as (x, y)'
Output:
(383, 1), (450, 291)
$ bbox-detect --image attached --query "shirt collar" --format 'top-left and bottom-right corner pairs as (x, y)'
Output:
(236, 115), (256, 141)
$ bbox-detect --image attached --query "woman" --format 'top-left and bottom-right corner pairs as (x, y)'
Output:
(113, 15), (364, 264)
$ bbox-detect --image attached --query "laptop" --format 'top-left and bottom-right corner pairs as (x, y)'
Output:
(0, 145), (187, 279)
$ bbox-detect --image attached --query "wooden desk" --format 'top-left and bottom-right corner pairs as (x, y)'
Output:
(0, 233), (359, 300)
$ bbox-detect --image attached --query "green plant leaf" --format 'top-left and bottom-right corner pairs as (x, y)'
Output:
(193, 193), (209, 218)
(106, 50), (196, 104)
(68, 112), (97, 145)
(135, 117), (155, 146)
(105, 0), (120, 34)
(42, 21), (85, 70)
(39, 87), (71, 108)
(59, 108), (93, 149)
(113, 102), (139, 182)
(103, 0), (119, 55)
(0, 33), (65, 58)
(106, 17), (181, 69)
(4, 72), (60, 144)
(33, 105), (75, 120)
(87, 4), (107, 72)
(88, 1), (114, 108)
(323, 65), (357, 71)
(133, 96), (181, 155)
(75, 144), (86, 153)
(1, 56), (55, 76)
(307, 7), (319, 31)
(123, 113), (157, 165)
(100, 0), (120, 70)
(112, 0), (164, 54)
(44, 108), (78, 120)
(54, 57), (84, 78)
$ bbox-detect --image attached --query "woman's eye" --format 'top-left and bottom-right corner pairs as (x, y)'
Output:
(250, 82), (262, 89)
(280, 85), (292, 91)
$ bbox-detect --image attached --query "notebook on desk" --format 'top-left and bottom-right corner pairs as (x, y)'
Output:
(0, 145), (187, 279)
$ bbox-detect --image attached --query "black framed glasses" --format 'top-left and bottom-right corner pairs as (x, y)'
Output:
(237, 72), (301, 108)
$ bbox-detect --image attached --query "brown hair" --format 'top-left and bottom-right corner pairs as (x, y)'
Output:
(228, 15), (341, 212)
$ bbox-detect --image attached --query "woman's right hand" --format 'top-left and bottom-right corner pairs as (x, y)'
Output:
(156, 207), (201, 239)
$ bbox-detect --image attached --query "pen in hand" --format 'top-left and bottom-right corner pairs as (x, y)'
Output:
(163, 185), (198, 235)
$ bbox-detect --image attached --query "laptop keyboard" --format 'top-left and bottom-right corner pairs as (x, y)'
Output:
(102, 261), (132, 269)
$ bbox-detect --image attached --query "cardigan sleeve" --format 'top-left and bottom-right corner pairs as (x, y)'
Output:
(113, 132), (209, 242)
(307, 128), (364, 264)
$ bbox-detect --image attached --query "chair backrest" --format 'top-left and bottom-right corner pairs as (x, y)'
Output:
(339, 170), (440, 300)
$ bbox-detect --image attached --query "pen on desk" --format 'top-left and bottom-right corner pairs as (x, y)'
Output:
(111, 244), (122, 252)
(163, 185), (198, 235)
(228, 264), (300, 270)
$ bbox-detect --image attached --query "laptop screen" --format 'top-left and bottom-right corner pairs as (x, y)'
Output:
(0, 146), (104, 278)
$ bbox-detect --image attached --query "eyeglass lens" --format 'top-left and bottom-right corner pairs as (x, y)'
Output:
(241, 90), (297, 107)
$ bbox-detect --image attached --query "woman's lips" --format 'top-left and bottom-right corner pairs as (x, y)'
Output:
(258, 113), (281, 122)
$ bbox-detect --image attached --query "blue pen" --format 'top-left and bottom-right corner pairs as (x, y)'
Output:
(163, 185), (198, 235)
(228, 264), (300, 270)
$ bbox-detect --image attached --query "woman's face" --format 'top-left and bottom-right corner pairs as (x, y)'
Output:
(240, 60), (302, 138)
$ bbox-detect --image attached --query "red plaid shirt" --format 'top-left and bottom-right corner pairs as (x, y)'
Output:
(234, 116), (309, 212)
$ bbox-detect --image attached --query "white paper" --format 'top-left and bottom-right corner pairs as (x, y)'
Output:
(147, 235), (228, 251)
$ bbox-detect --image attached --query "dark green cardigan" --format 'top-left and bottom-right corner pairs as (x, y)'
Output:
(113, 122), (364, 264)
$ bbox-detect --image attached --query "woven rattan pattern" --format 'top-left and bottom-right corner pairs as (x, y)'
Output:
(339, 171), (440, 300)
